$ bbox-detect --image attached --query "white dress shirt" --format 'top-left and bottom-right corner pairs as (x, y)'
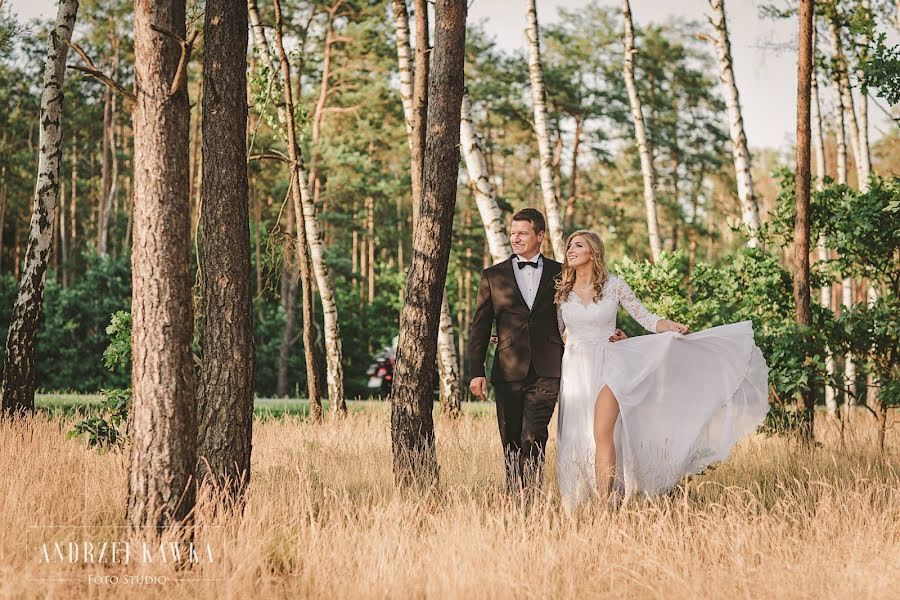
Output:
(513, 253), (543, 310)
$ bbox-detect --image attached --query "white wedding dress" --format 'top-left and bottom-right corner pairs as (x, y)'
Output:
(556, 274), (769, 510)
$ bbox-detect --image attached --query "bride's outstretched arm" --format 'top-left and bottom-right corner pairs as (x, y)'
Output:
(615, 277), (661, 332)
(616, 277), (688, 334)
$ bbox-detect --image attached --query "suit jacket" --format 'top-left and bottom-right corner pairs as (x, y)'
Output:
(468, 256), (564, 383)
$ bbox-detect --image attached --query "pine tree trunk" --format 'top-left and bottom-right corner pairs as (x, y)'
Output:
(411, 0), (429, 231)
(621, 0), (663, 262)
(525, 0), (565, 260)
(460, 90), (512, 263)
(250, 0), (344, 412)
(70, 130), (77, 244)
(1, 0), (78, 416)
(197, 0), (255, 497)
(392, 0), (466, 488)
(793, 0), (815, 442)
(392, 0), (462, 417)
(272, 0), (322, 419)
(126, 0), (197, 533)
(709, 0), (763, 247)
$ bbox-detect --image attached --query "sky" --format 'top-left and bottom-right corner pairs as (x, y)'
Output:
(7, 0), (895, 151)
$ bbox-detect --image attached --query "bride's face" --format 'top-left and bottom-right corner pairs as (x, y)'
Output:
(566, 236), (593, 268)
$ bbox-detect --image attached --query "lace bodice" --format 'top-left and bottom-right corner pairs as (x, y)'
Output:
(557, 275), (662, 344)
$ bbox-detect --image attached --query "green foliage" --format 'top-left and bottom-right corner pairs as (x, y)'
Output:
(68, 312), (132, 450)
(859, 31), (900, 105)
(67, 387), (131, 449)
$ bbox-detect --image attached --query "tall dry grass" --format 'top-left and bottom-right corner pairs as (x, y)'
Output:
(1, 405), (898, 599)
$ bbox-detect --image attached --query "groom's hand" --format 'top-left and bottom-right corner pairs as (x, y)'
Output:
(469, 377), (488, 401)
(609, 329), (627, 343)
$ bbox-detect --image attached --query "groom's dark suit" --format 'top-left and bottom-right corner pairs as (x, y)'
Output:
(469, 255), (563, 492)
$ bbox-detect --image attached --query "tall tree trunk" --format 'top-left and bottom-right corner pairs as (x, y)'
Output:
(525, 0), (565, 260)
(811, 52), (838, 418)
(411, 0), (429, 231)
(191, 79), (203, 247)
(272, 0), (322, 419)
(250, 0), (344, 412)
(828, 14), (868, 192)
(794, 0), (815, 442)
(564, 115), (583, 230)
(827, 21), (857, 410)
(709, 0), (763, 247)
(97, 41), (120, 256)
(1, 0), (78, 416)
(621, 0), (663, 262)
(99, 85), (112, 254)
(460, 90), (512, 263)
(70, 130), (77, 245)
(197, 0), (255, 498)
(392, 0), (462, 417)
(126, 0), (197, 533)
(392, 0), (466, 487)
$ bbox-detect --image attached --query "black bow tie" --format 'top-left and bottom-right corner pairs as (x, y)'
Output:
(517, 261), (539, 269)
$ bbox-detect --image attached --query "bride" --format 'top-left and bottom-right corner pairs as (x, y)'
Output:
(555, 230), (769, 509)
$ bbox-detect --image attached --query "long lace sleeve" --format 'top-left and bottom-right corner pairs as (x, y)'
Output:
(615, 276), (663, 333)
(557, 304), (566, 337)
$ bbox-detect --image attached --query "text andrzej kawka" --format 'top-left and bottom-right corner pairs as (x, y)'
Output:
(26, 527), (224, 584)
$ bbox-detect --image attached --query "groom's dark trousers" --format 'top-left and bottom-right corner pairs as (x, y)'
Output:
(469, 256), (564, 494)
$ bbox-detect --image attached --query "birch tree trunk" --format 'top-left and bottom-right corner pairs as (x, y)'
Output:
(460, 90), (512, 263)
(272, 0), (322, 419)
(709, 0), (763, 246)
(621, 0), (663, 262)
(811, 54), (838, 418)
(392, 0), (462, 417)
(525, 0), (565, 260)
(828, 15), (858, 408)
(126, 0), (197, 533)
(828, 16), (868, 192)
(197, 0), (255, 497)
(392, 0), (467, 487)
(250, 0), (345, 413)
(1, 0), (78, 415)
(794, 0), (815, 442)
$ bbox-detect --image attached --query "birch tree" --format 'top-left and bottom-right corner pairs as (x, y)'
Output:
(126, 0), (197, 532)
(272, 0), (322, 418)
(525, 0), (565, 260)
(811, 30), (838, 418)
(392, 0), (462, 417)
(249, 0), (345, 414)
(460, 90), (512, 263)
(2, 0), (78, 415)
(708, 0), (763, 246)
(621, 0), (662, 262)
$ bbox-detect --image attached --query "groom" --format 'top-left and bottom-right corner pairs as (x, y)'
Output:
(468, 208), (623, 494)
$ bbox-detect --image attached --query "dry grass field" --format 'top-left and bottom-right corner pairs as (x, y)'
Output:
(1, 403), (898, 599)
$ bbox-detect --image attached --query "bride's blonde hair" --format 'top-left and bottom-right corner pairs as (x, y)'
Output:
(554, 230), (609, 305)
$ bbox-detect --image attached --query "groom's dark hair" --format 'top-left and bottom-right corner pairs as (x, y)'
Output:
(512, 208), (546, 234)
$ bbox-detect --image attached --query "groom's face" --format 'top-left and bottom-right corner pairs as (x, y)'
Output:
(510, 219), (544, 258)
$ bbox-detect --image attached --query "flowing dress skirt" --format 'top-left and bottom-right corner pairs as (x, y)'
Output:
(556, 321), (770, 509)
